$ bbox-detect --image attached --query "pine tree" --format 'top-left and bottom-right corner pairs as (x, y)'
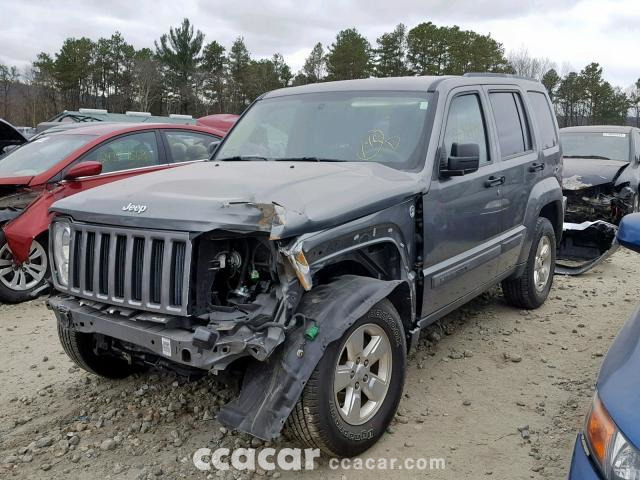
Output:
(326, 28), (372, 81)
(302, 42), (326, 83)
(154, 18), (204, 113)
(374, 24), (408, 77)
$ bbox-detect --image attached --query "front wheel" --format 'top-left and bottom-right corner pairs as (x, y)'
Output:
(57, 324), (138, 379)
(502, 217), (556, 309)
(285, 299), (406, 457)
(0, 238), (49, 303)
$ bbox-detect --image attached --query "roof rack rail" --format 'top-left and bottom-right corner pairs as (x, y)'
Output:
(78, 108), (108, 115)
(169, 114), (193, 119)
(125, 111), (152, 117)
(463, 72), (537, 81)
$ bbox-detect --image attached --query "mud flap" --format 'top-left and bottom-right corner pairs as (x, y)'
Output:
(217, 275), (404, 440)
(556, 221), (619, 275)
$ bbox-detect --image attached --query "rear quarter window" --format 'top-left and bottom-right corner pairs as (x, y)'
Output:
(527, 92), (558, 150)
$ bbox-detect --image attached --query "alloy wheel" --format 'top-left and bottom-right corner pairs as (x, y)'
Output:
(533, 235), (552, 292)
(0, 240), (48, 291)
(333, 323), (393, 426)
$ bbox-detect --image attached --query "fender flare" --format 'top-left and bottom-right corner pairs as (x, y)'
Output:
(217, 275), (405, 440)
(517, 176), (563, 266)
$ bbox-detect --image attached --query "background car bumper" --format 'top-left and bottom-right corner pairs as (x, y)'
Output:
(568, 434), (602, 479)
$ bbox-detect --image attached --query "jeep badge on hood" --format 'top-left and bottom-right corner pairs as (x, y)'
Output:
(122, 203), (147, 214)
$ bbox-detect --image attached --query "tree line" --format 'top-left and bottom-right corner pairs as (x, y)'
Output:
(0, 18), (638, 128)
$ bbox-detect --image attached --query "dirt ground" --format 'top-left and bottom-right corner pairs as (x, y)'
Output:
(1, 249), (639, 480)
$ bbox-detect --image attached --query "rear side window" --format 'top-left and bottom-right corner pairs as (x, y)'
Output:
(442, 94), (490, 166)
(489, 92), (532, 158)
(528, 92), (558, 149)
(164, 131), (220, 163)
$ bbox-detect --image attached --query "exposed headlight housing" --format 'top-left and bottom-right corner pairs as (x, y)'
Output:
(585, 393), (640, 479)
(52, 220), (71, 287)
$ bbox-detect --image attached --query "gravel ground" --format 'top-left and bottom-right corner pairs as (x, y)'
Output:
(1, 249), (639, 480)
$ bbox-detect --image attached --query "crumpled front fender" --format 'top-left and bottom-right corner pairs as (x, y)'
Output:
(217, 275), (405, 440)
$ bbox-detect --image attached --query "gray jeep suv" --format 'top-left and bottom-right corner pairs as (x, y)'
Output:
(47, 74), (563, 457)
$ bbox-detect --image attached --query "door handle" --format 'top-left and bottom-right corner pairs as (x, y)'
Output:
(529, 162), (545, 172)
(485, 175), (505, 188)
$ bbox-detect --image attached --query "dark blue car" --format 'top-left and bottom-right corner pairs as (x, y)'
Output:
(568, 212), (640, 479)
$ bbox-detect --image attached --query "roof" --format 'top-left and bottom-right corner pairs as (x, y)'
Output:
(42, 122), (225, 137)
(46, 110), (197, 125)
(263, 74), (545, 99)
(264, 77), (446, 98)
(196, 114), (239, 132)
(561, 125), (638, 134)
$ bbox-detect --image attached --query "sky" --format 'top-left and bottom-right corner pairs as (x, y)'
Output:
(0, 0), (638, 88)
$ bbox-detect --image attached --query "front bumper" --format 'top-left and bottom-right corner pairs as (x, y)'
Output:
(568, 434), (602, 480)
(556, 221), (619, 275)
(48, 295), (285, 372)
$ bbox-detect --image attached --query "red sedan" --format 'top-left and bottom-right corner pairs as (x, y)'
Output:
(0, 121), (235, 302)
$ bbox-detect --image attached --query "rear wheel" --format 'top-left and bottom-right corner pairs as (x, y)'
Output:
(285, 299), (406, 457)
(0, 238), (48, 303)
(502, 217), (555, 309)
(57, 325), (137, 379)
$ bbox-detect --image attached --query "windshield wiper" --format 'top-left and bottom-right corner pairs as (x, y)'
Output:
(273, 157), (345, 162)
(564, 155), (613, 160)
(216, 155), (269, 162)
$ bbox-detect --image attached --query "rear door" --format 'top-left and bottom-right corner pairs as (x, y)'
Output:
(484, 87), (539, 274)
(421, 88), (504, 315)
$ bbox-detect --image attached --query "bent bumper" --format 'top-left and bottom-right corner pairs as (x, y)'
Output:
(48, 295), (284, 372)
(568, 434), (602, 480)
(556, 221), (619, 275)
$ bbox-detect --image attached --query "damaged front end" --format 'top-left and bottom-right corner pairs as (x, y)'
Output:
(558, 183), (631, 274)
(48, 220), (305, 374)
(558, 156), (637, 274)
(556, 220), (619, 275)
(0, 185), (40, 224)
(563, 180), (636, 225)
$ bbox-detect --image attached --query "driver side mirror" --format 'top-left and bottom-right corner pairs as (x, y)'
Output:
(64, 161), (102, 181)
(440, 143), (480, 177)
(208, 140), (221, 159)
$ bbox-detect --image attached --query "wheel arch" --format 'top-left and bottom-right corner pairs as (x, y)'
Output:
(217, 275), (408, 441)
(539, 200), (563, 244)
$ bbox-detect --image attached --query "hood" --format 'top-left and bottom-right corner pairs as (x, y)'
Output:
(562, 158), (630, 190)
(0, 175), (34, 187)
(50, 161), (424, 238)
(0, 119), (27, 151)
(597, 305), (640, 448)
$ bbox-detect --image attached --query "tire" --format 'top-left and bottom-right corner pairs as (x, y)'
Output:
(285, 299), (406, 457)
(0, 237), (49, 303)
(502, 217), (556, 310)
(57, 323), (136, 379)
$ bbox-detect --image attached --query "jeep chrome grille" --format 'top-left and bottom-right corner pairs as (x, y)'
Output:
(64, 224), (192, 315)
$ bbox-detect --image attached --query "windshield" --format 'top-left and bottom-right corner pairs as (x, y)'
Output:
(0, 134), (96, 177)
(561, 132), (630, 162)
(215, 91), (433, 170)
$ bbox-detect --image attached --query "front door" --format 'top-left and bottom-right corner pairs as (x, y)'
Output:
(422, 90), (505, 316)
